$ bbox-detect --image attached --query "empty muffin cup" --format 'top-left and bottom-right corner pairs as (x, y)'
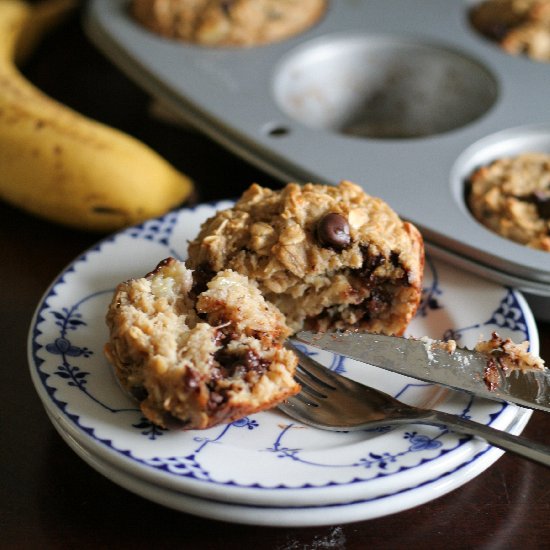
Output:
(273, 34), (498, 139)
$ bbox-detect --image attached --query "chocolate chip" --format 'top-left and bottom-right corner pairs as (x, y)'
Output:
(214, 349), (269, 377)
(241, 350), (269, 374)
(220, 0), (234, 16)
(484, 23), (509, 41)
(145, 257), (176, 278)
(367, 288), (391, 315)
(363, 253), (385, 273)
(316, 213), (351, 250)
(162, 412), (190, 430)
(358, 247), (386, 279)
(214, 349), (236, 371)
(129, 385), (148, 402)
(390, 251), (400, 267)
(532, 191), (550, 219)
(192, 263), (215, 296)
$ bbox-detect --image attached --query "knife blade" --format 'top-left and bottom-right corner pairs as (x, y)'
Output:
(294, 330), (550, 413)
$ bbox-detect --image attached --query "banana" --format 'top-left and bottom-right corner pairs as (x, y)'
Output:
(0, 0), (194, 232)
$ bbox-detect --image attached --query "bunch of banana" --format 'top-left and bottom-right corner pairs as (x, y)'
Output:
(0, 0), (194, 232)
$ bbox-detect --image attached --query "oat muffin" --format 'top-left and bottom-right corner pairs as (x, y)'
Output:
(104, 258), (299, 430)
(187, 181), (425, 335)
(470, 0), (550, 61)
(129, 0), (327, 47)
(467, 152), (550, 251)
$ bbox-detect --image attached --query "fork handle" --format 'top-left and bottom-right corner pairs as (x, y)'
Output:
(422, 409), (550, 468)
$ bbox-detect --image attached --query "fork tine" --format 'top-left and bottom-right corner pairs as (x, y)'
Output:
(278, 397), (330, 428)
(283, 340), (404, 428)
(289, 340), (387, 397)
(293, 368), (331, 399)
(286, 341), (340, 389)
(292, 390), (321, 407)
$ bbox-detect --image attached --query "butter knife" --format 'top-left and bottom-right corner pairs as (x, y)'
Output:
(295, 331), (550, 412)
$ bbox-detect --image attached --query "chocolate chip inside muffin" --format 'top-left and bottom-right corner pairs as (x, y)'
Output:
(187, 181), (425, 335)
(104, 258), (299, 430)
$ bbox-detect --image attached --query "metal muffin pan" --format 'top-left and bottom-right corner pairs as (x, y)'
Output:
(84, 1), (550, 308)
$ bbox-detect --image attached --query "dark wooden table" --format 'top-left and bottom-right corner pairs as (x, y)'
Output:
(2, 7), (549, 549)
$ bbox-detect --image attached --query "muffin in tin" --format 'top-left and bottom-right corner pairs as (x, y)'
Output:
(104, 258), (299, 430)
(129, 0), (327, 47)
(187, 181), (425, 335)
(470, 0), (550, 61)
(467, 152), (550, 252)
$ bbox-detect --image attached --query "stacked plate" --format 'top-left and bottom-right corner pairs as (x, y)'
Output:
(28, 202), (538, 526)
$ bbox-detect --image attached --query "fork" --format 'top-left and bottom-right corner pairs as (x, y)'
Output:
(279, 342), (550, 467)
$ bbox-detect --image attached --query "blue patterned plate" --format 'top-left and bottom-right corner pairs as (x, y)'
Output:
(28, 202), (538, 512)
(45, 405), (530, 526)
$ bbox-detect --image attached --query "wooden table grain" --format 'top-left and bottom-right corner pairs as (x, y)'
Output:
(2, 8), (549, 549)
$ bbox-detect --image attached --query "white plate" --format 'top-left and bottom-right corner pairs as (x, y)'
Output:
(46, 408), (530, 526)
(28, 202), (538, 513)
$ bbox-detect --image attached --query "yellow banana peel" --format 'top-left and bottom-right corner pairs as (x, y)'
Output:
(0, 0), (194, 232)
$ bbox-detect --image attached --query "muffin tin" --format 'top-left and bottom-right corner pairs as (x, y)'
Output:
(84, 1), (550, 312)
